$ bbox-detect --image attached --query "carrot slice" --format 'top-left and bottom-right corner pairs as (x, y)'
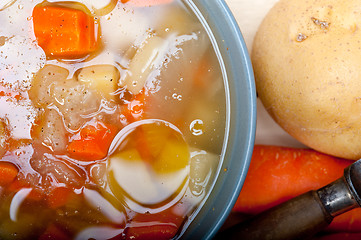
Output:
(67, 121), (118, 161)
(122, 92), (147, 123)
(47, 187), (73, 209)
(0, 162), (18, 186)
(121, 0), (173, 7)
(32, 4), (98, 58)
(6, 178), (43, 201)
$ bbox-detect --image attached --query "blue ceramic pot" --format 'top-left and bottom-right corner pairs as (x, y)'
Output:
(180, 0), (257, 239)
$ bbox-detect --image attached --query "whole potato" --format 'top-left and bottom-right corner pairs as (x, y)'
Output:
(253, 0), (361, 160)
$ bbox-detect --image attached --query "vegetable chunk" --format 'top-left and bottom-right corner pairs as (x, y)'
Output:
(121, 35), (167, 94)
(30, 65), (101, 130)
(0, 162), (18, 186)
(77, 65), (120, 100)
(32, 4), (98, 58)
(67, 120), (118, 161)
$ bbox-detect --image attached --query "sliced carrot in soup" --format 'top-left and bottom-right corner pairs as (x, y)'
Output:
(0, 162), (18, 186)
(67, 121), (118, 161)
(32, 4), (98, 58)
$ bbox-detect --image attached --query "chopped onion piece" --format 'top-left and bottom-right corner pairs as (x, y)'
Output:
(9, 188), (32, 222)
(120, 35), (168, 94)
(83, 188), (125, 224)
(0, 0), (16, 11)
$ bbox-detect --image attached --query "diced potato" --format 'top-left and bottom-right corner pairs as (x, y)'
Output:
(33, 109), (67, 153)
(51, 79), (100, 130)
(120, 35), (167, 94)
(30, 65), (101, 130)
(77, 65), (120, 100)
(29, 65), (69, 107)
(152, 138), (189, 174)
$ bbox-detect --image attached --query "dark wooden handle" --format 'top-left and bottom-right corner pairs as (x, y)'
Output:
(216, 191), (333, 240)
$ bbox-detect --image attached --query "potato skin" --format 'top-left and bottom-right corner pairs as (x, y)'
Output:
(252, 0), (361, 160)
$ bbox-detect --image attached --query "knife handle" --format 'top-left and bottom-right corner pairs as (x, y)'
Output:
(217, 178), (358, 240)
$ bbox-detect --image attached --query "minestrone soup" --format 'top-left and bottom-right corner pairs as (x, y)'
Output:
(0, 0), (226, 239)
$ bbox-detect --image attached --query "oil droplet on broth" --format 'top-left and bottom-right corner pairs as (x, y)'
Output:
(190, 119), (204, 136)
(172, 93), (182, 101)
(107, 119), (189, 207)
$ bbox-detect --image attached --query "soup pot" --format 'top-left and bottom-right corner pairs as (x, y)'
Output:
(0, 0), (255, 239)
(180, 0), (256, 239)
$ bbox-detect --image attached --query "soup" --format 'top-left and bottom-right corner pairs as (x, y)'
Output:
(0, 0), (226, 239)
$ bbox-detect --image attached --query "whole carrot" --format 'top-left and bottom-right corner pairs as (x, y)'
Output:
(234, 145), (352, 214)
(233, 145), (361, 233)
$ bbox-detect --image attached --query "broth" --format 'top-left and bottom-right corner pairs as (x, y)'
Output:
(0, 0), (226, 239)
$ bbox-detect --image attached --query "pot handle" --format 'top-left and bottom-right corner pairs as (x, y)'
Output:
(218, 191), (332, 240)
(216, 178), (358, 240)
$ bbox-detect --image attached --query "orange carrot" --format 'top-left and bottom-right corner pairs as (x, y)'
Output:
(233, 145), (351, 214)
(0, 162), (19, 186)
(233, 145), (361, 233)
(47, 187), (73, 209)
(0, 85), (24, 101)
(122, 92), (147, 123)
(135, 127), (153, 162)
(6, 178), (44, 201)
(120, 93), (173, 163)
(67, 120), (118, 161)
(32, 4), (98, 58)
(121, 0), (173, 7)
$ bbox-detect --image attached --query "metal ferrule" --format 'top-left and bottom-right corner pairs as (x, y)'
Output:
(317, 177), (358, 217)
(344, 160), (361, 207)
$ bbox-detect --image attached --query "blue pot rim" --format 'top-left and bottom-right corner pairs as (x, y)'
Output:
(180, 0), (257, 239)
